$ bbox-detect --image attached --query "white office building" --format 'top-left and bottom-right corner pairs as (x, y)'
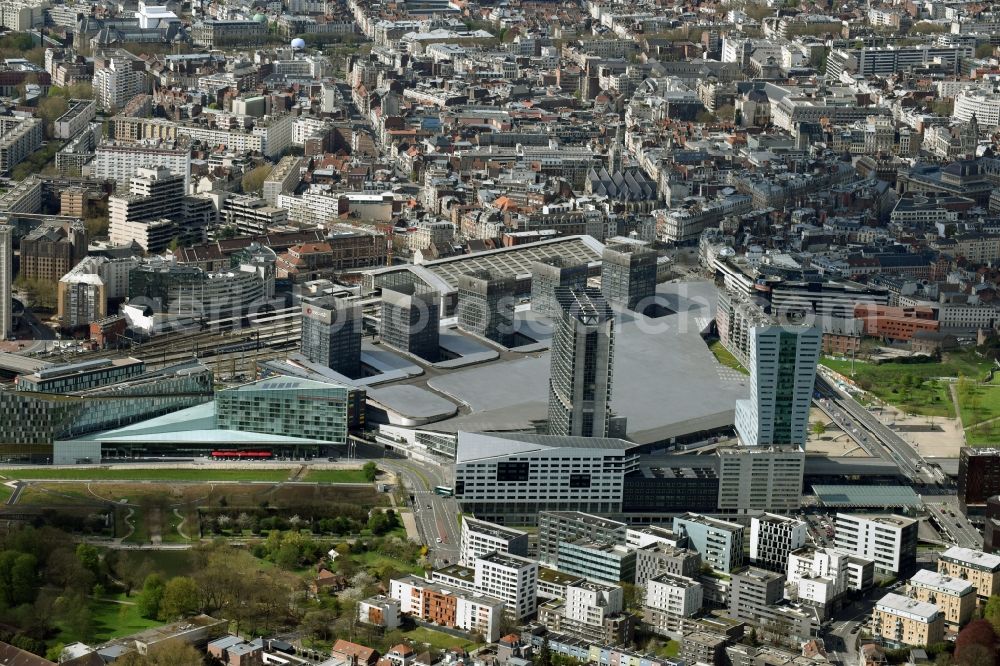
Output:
(735, 325), (821, 448)
(750, 513), (807, 572)
(452, 432), (639, 525)
(473, 552), (538, 619)
(954, 89), (1000, 128)
(90, 141), (191, 192)
(459, 517), (529, 567)
(835, 514), (917, 575)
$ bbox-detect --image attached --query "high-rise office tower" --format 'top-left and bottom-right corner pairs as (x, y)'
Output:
(600, 244), (656, 312)
(380, 283), (440, 362)
(531, 257), (588, 317)
(0, 225), (11, 340)
(735, 325), (821, 447)
(547, 287), (614, 437)
(457, 270), (516, 346)
(301, 295), (363, 377)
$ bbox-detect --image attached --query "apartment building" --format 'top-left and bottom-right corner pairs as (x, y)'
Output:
(93, 57), (148, 111)
(907, 569), (975, 630)
(635, 544), (701, 586)
(937, 547), (1000, 601)
(872, 593), (944, 648)
(20, 221), (87, 283)
(786, 547), (874, 609)
(262, 156), (303, 206)
(90, 141), (191, 191)
(673, 514), (745, 574)
(728, 567), (785, 626)
(0, 176), (42, 214)
(473, 552), (538, 619)
(58, 256), (139, 329)
(53, 98), (96, 140)
(459, 517), (529, 567)
(750, 513), (807, 573)
(191, 20), (267, 47)
(389, 576), (504, 641)
(835, 514), (917, 576)
(643, 573), (703, 635)
(565, 581), (624, 628)
(222, 195), (289, 236)
(538, 512), (628, 566)
(0, 117), (42, 175)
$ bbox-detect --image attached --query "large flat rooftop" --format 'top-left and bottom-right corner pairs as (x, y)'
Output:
(423, 281), (745, 445)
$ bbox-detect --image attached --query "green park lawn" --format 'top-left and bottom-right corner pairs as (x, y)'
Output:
(0, 467), (294, 482)
(54, 595), (162, 647)
(402, 626), (482, 652)
(820, 357), (958, 417)
(707, 339), (749, 374)
(302, 468), (370, 484)
(956, 383), (1000, 446)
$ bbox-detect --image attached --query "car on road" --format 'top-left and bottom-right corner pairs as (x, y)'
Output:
(436, 537), (442, 543)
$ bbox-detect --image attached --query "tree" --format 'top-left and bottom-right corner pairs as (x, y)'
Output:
(696, 110), (718, 124)
(955, 619), (998, 666)
(363, 462), (378, 482)
(302, 608), (337, 641)
(158, 576), (200, 620)
(76, 544), (100, 576)
(932, 99), (955, 116)
(84, 216), (109, 238)
(36, 96), (69, 138)
(137, 573), (165, 619)
(240, 165), (273, 194)
(811, 421), (827, 436)
(984, 594), (1000, 634)
(716, 104), (736, 123)
(66, 82), (93, 100)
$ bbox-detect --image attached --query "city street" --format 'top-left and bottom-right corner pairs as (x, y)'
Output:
(822, 594), (876, 666)
(815, 373), (938, 485)
(372, 452), (461, 566)
(923, 498), (982, 549)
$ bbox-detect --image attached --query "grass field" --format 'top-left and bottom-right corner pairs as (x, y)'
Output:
(957, 383), (1000, 446)
(821, 357), (956, 417)
(54, 595), (161, 647)
(707, 339), (749, 374)
(403, 626), (482, 651)
(303, 469), (370, 484)
(0, 467), (295, 482)
(354, 550), (424, 576)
